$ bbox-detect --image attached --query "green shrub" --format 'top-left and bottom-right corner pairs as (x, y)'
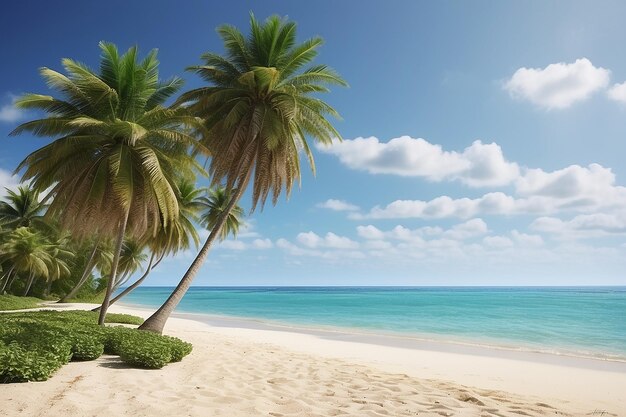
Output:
(0, 343), (64, 382)
(163, 336), (193, 362)
(105, 313), (144, 325)
(0, 295), (44, 311)
(69, 334), (104, 361)
(118, 338), (172, 369)
(0, 310), (192, 382)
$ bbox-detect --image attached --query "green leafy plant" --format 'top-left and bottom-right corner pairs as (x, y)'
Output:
(0, 310), (192, 382)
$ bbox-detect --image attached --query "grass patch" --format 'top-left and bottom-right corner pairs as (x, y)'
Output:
(0, 295), (45, 311)
(0, 310), (191, 382)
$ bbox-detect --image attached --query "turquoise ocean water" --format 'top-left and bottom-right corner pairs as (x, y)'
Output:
(121, 286), (626, 360)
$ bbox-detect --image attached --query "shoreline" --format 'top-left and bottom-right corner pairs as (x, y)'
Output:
(3, 302), (626, 415)
(116, 300), (626, 366)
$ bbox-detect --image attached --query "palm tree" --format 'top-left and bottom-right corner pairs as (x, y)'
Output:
(104, 180), (206, 308)
(43, 241), (74, 297)
(139, 14), (346, 333)
(57, 239), (112, 303)
(0, 185), (46, 230)
(199, 187), (244, 240)
(11, 42), (202, 324)
(0, 227), (52, 295)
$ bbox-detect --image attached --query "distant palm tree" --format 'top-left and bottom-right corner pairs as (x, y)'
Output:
(43, 240), (74, 297)
(139, 14), (346, 333)
(199, 187), (244, 241)
(11, 42), (202, 324)
(57, 238), (112, 303)
(0, 185), (46, 230)
(0, 227), (52, 295)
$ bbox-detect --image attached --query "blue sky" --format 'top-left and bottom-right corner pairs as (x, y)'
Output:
(1, 1), (625, 285)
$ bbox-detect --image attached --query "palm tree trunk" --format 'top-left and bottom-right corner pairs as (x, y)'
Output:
(92, 252), (163, 312)
(58, 243), (99, 303)
(23, 271), (36, 296)
(139, 186), (246, 334)
(45, 279), (52, 297)
(98, 210), (130, 325)
(1, 266), (16, 294)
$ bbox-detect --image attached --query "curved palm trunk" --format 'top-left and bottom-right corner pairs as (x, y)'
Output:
(23, 271), (36, 296)
(58, 243), (99, 303)
(1, 266), (16, 293)
(98, 210), (130, 325)
(92, 253), (163, 312)
(139, 186), (246, 334)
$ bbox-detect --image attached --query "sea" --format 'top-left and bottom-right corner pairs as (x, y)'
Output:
(121, 286), (626, 361)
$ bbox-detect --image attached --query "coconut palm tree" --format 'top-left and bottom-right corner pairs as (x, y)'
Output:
(0, 185), (46, 231)
(199, 187), (244, 240)
(139, 14), (346, 333)
(0, 227), (52, 295)
(11, 42), (203, 324)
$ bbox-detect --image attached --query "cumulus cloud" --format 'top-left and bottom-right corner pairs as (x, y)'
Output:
(483, 235), (514, 248)
(356, 219), (487, 244)
(607, 81), (626, 103)
(296, 231), (359, 249)
(317, 199), (360, 211)
(351, 162), (626, 220)
(317, 137), (519, 187)
(531, 213), (626, 239)
(251, 238), (273, 249)
(504, 58), (610, 109)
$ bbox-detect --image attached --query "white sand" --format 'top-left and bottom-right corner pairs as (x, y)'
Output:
(2, 303), (625, 416)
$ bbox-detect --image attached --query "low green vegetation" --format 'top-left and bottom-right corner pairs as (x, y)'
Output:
(0, 295), (44, 311)
(0, 310), (192, 382)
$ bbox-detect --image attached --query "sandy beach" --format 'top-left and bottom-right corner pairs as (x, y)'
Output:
(2, 303), (625, 417)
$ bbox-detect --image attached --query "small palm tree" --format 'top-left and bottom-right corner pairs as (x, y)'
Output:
(11, 42), (202, 324)
(140, 14), (345, 333)
(0, 227), (52, 295)
(199, 187), (244, 241)
(0, 185), (46, 230)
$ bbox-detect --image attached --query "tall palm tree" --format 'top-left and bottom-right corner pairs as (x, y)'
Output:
(0, 185), (46, 230)
(11, 42), (202, 324)
(139, 14), (346, 333)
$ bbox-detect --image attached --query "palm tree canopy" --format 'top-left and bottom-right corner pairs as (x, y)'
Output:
(199, 187), (244, 241)
(11, 42), (203, 240)
(176, 14), (347, 210)
(0, 185), (46, 230)
(0, 227), (53, 279)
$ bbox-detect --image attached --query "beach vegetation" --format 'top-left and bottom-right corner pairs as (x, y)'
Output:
(0, 310), (190, 382)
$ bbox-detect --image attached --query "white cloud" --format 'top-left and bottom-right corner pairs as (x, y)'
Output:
(277, 237), (364, 259)
(0, 94), (27, 123)
(0, 168), (19, 196)
(219, 240), (247, 250)
(504, 58), (610, 109)
(317, 137), (519, 187)
(251, 238), (273, 249)
(511, 230), (544, 246)
(296, 231), (359, 249)
(483, 235), (514, 248)
(317, 199), (360, 211)
(531, 213), (626, 239)
(356, 219), (487, 243)
(352, 162), (626, 220)
(607, 81), (626, 103)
